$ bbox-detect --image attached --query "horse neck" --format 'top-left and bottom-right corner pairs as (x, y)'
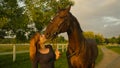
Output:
(67, 14), (86, 51)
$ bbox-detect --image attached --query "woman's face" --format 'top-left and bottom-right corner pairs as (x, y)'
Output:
(39, 34), (46, 44)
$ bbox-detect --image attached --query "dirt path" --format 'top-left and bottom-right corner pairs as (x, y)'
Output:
(95, 46), (120, 68)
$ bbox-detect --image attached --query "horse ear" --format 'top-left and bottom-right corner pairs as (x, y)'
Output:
(66, 5), (71, 12)
(57, 6), (61, 12)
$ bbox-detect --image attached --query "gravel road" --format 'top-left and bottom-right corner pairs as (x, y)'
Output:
(96, 46), (120, 68)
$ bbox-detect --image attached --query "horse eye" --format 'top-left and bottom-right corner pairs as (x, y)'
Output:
(60, 16), (64, 18)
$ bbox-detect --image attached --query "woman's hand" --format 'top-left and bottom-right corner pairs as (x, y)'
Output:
(55, 49), (61, 60)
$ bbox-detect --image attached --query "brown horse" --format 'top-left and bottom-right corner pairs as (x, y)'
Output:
(45, 5), (98, 68)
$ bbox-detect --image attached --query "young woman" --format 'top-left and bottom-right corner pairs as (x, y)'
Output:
(30, 32), (60, 68)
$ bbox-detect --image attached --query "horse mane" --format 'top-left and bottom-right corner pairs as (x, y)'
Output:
(68, 12), (87, 52)
(68, 12), (83, 32)
(29, 32), (40, 61)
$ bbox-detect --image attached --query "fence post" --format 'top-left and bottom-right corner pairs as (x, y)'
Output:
(62, 45), (64, 52)
(56, 45), (58, 49)
(13, 44), (16, 62)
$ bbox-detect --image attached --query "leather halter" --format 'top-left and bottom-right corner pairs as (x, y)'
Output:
(68, 51), (77, 58)
(67, 47), (81, 58)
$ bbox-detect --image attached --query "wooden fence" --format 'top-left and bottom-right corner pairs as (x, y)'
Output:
(0, 43), (68, 62)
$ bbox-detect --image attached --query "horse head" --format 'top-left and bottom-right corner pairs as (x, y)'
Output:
(45, 5), (71, 40)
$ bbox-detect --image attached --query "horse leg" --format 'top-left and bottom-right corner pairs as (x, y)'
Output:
(91, 62), (95, 68)
(89, 62), (95, 68)
(66, 52), (73, 68)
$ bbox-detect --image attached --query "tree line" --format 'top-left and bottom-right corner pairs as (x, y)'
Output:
(0, 0), (119, 44)
(0, 0), (73, 43)
(83, 31), (120, 45)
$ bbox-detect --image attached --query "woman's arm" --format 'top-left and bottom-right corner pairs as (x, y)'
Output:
(55, 49), (61, 60)
(46, 45), (61, 60)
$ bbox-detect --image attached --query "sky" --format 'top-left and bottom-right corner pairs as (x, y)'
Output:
(18, 0), (120, 39)
(65, 0), (120, 38)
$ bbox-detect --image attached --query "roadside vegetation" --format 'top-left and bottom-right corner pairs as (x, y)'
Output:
(107, 46), (120, 54)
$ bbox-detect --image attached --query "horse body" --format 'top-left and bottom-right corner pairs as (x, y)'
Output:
(45, 6), (98, 68)
(66, 14), (98, 68)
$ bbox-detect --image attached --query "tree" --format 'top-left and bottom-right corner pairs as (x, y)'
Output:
(0, 0), (74, 43)
(16, 30), (27, 43)
(117, 35), (120, 44)
(24, 0), (74, 30)
(83, 31), (95, 39)
(108, 37), (118, 44)
(0, 0), (30, 42)
(0, 29), (6, 39)
(83, 31), (105, 44)
(104, 38), (109, 44)
(56, 36), (67, 43)
(0, 0), (29, 31)
(95, 34), (105, 44)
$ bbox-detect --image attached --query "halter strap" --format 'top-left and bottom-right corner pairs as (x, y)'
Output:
(67, 47), (81, 58)
(50, 16), (68, 39)
(68, 51), (77, 58)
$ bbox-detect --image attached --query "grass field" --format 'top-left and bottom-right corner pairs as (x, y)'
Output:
(0, 52), (68, 68)
(107, 46), (120, 54)
(0, 45), (103, 68)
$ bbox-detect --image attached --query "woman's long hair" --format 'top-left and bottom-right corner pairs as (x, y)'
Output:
(29, 32), (40, 61)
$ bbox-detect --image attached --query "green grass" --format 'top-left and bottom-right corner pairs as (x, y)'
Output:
(0, 45), (103, 68)
(0, 45), (13, 52)
(55, 52), (68, 68)
(0, 48), (103, 68)
(0, 53), (31, 68)
(0, 52), (68, 68)
(96, 46), (103, 64)
(107, 46), (120, 54)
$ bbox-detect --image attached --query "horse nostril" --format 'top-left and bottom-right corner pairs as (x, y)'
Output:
(47, 33), (51, 37)
(54, 32), (57, 35)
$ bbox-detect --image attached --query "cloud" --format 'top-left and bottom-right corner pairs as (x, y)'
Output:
(102, 16), (120, 27)
(71, 0), (117, 15)
(103, 16), (119, 22)
(103, 24), (108, 28)
(69, 0), (120, 38)
(99, 0), (116, 7)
